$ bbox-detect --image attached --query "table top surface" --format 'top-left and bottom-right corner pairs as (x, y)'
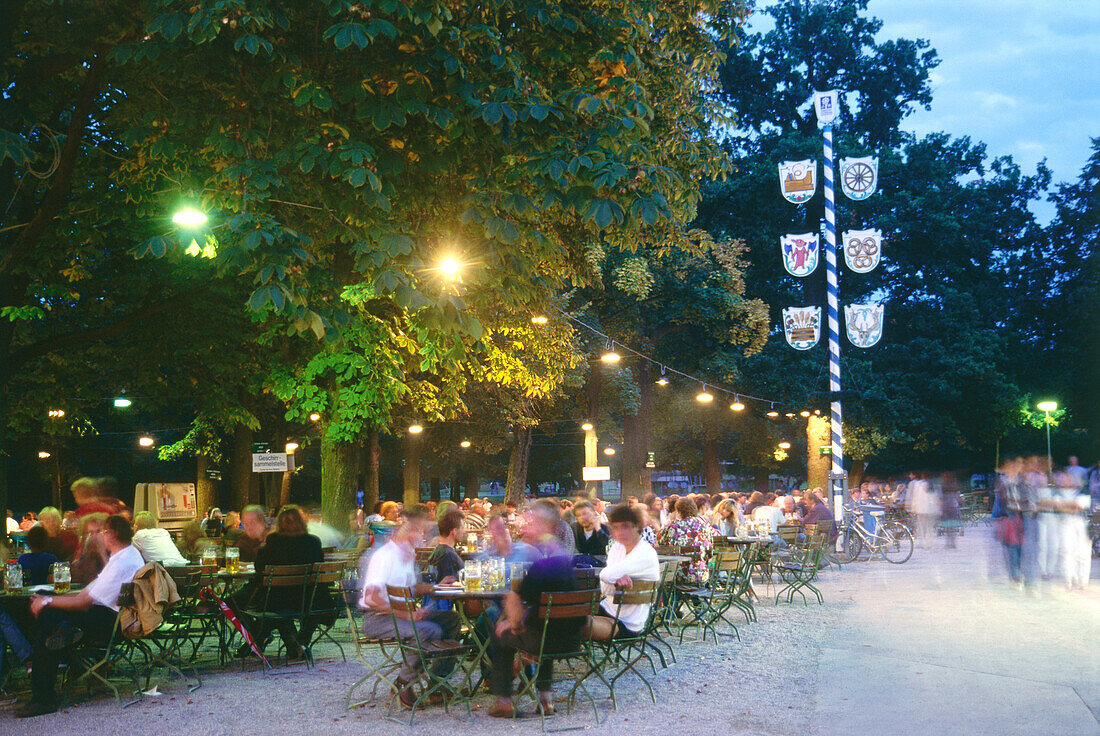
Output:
(430, 584), (510, 600)
(1, 583), (85, 599)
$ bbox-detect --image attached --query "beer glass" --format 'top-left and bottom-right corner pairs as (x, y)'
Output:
(458, 559), (482, 592)
(200, 546), (217, 567)
(52, 562), (71, 592)
(4, 562), (23, 595)
(225, 547), (240, 575)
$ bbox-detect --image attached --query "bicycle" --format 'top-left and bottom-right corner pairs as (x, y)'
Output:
(835, 506), (914, 564)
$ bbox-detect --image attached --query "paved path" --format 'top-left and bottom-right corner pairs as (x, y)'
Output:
(2, 523), (1097, 735)
(816, 523), (1100, 736)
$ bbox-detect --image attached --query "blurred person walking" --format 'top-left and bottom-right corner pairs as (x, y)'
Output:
(907, 473), (937, 546)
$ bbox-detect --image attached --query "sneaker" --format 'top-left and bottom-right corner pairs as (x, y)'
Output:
(45, 626), (83, 651)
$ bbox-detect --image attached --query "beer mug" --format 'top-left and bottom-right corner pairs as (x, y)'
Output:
(510, 561), (526, 584)
(458, 559), (482, 592)
(4, 562), (23, 595)
(200, 546), (217, 567)
(225, 547), (240, 574)
(52, 562), (71, 592)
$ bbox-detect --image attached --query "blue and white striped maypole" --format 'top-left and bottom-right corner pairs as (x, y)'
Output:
(823, 124), (844, 505)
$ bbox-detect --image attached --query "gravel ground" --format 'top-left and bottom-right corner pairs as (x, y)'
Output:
(3, 524), (1095, 735)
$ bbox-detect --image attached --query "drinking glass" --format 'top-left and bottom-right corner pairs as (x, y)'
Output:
(52, 562), (71, 592)
(510, 561), (526, 584)
(458, 559), (482, 592)
(200, 547), (217, 567)
(4, 562), (23, 595)
(225, 547), (240, 574)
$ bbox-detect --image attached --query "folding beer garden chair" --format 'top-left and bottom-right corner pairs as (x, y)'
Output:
(302, 561), (347, 666)
(342, 570), (403, 710)
(242, 564), (311, 667)
(677, 549), (744, 644)
(63, 584), (143, 707)
(384, 584), (473, 726)
(775, 535), (826, 605)
(588, 580), (662, 707)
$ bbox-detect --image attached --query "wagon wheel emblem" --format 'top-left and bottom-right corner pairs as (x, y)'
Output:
(843, 162), (875, 196)
(846, 236), (879, 270)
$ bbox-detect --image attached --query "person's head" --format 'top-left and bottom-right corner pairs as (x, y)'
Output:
(241, 505), (267, 540)
(274, 505), (308, 536)
(470, 499), (488, 517)
(438, 508), (465, 541)
(558, 498), (574, 512)
(715, 499), (736, 520)
(608, 503), (643, 547)
(134, 511), (156, 531)
(781, 496), (795, 512)
(394, 504), (431, 547)
(208, 507), (223, 521)
(573, 500), (597, 530)
(487, 512), (512, 551)
(851, 488), (863, 501)
(379, 501), (400, 522)
(102, 514), (133, 550)
(593, 498), (606, 514)
(747, 491), (763, 505)
(80, 512), (108, 540)
(674, 497), (698, 520)
(38, 507), (62, 535)
(763, 492), (776, 505)
(26, 524), (49, 552)
(524, 499), (560, 542)
(1068, 456), (1079, 467)
(70, 476), (102, 506)
(435, 500), (458, 524)
(225, 510), (240, 530)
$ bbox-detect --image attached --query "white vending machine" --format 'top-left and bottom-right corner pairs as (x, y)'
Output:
(133, 483), (198, 532)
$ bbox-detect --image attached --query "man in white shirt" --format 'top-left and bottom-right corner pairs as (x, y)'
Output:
(596, 504), (660, 636)
(358, 505), (459, 708)
(752, 501), (786, 535)
(131, 511), (188, 567)
(20, 514), (144, 717)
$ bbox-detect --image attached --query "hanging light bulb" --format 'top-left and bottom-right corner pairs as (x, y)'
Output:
(581, 421), (594, 431)
(600, 341), (621, 363)
(308, 412), (321, 422)
(603, 447), (616, 456)
(766, 403), (779, 418)
(778, 441), (792, 450)
(138, 436), (155, 447)
(460, 440), (472, 449)
(696, 384), (714, 403)
(730, 397), (745, 411)
(531, 315), (549, 325)
(655, 366), (669, 386)
(407, 423), (423, 435)
(785, 412), (796, 418)
(800, 410), (811, 417)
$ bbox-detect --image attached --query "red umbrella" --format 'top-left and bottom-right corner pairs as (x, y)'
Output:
(200, 586), (271, 669)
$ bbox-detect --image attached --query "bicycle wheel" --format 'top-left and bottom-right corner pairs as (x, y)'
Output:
(837, 528), (863, 563)
(881, 522), (914, 564)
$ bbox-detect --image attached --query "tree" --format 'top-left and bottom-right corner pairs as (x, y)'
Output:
(697, 0), (1048, 476)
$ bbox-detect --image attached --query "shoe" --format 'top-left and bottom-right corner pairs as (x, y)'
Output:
(395, 677), (417, 710)
(15, 701), (58, 718)
(45, 626), (82, 651)
(488, 701), (516, 718)
(285, 646), (305, 661)
(537, 695), (556, 715)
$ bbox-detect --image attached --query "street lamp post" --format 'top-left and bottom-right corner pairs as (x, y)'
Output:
(1037, 401), (1057, 474)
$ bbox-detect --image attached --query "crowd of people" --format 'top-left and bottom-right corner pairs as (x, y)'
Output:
(2, 460), (1094, 717)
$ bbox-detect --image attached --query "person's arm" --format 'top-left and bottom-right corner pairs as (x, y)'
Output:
(495, 590), (525, 636)
(30, 588), (93, 615)
(599, 547), (655, 586)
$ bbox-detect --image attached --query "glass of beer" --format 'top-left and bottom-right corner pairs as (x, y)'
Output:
(459, 559), (482, 592)
(4, 562), (23, 595)
(225, 547), (240, 575)
(200, 547), (217, 567)
(52, 562), (71, 592)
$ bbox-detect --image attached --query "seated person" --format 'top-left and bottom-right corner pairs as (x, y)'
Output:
(570, 500), (610, 557)
(18, 526), (58, 586)
(802, 490), (837, 541)
(464, 500), (489, 531)
(358, 505), (460, 709)
(21, 514), (144, 717)
(37, 507), (78, 562)
(428, 509), (464, 583)
(70, 512), (109, 584)
(487, 500), (582, 718)
(752, 499), (786, 536)
(484, 512), (538, 565)
(235, 505), (269, 563)
(594, 503), (660, 637)
(131, 512), (188, 567)
(234, 505), (328, 660)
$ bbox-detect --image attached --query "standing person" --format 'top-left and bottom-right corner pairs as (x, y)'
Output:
(19, 515), (144, 717)
(4, 510), (19, 535)
(907, 473), (936, 546)
(1064, 456), (1087, 490)
(995, 459), (1025, 587)
(1037, 469), (1062, 580)
(939, 472), (962, 549)
(1059, 469), (1092, 590)
(1020, 456), (1046, 592)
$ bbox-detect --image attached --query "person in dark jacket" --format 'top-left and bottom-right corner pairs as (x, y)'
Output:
(234, 505), (329, 660)
(570, 500), (610, 556)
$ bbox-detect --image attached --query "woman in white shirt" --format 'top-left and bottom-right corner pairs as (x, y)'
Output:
(595, 504), (660, 636)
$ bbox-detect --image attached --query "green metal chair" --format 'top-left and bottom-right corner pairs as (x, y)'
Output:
(775, 535), (826, 605)
(589, 580), (661, 707)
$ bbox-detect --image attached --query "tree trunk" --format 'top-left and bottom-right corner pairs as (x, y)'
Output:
(279, 468), (292, 508)
(229, 425), (254, 513)
(753, 466), (770, 493)
(621, 363), (653, 500)
(849, 459), (866, 490)
(461, 468), (478, 501)
(806, 415), (830, 492)
(362, 427), (380, 512)
(196, 454), (217, 515)
(703, 439), (722, 493)
(505, 426), (533, 505)
(402, 433), (421, 507)
(429, 477), (441, 503)
(321, 436), (359, 527)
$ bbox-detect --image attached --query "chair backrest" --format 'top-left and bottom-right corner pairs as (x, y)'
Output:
(573, 567), (600, 588)
(311, 560), (345, 585)
(385, 584), (419, 616)
(777, 524), (801, 542)
(613, 580), (658, 606)
(165, 564), (215, 598)
(659, 561), (679, 587)
(262, 564), (311, 587)
(656, 545), (678, 556)
(414, 547), (435, 567)
(711, 549), (742, 574)
(538, 588), (599, 619)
